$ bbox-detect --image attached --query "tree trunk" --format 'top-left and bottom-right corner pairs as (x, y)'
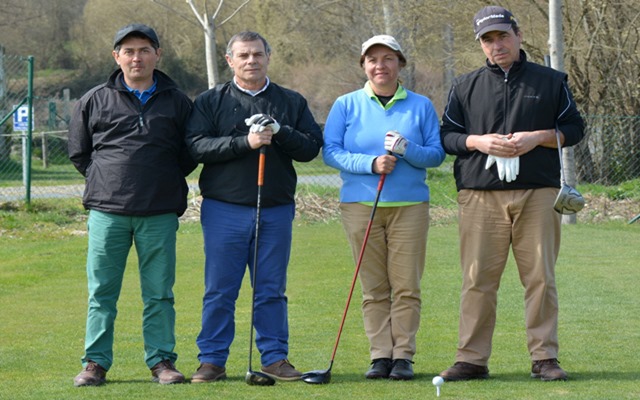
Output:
(204, 15), (220, 89)
(549, 0), (578, 224)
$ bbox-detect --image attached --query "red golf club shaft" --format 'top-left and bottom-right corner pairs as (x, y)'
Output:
(329, 172), (387, 364)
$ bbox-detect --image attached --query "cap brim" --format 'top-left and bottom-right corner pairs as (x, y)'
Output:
(362, 42), (401, 56)
(475, 23), (513, 40)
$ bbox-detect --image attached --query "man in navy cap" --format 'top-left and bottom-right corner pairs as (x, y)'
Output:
(69, 23), (196, 386)
(438, 6), (584, 382)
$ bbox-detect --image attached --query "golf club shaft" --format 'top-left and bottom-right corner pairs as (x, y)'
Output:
(328, 172), (387, 365)
(555, 125), (566, 185)
(248, 146), (266, 372)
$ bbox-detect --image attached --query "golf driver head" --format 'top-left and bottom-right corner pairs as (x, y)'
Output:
(301, 369), (332, 384)
(553, 184), (585, 215)
(245, 370), (276, 386)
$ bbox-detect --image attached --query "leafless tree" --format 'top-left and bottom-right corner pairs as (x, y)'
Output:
(150, 0), (251, 88)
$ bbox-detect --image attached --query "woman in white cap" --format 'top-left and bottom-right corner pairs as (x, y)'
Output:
(323, 34), (445, 380)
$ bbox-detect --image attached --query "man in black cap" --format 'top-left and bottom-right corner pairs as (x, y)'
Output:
(69, 23), (196, 386)
(438, 6), (584, 382)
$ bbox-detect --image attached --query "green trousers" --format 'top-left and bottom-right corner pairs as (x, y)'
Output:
(81, 210), (179, 370)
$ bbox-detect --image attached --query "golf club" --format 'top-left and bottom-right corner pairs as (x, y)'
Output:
(552, 126), (584, 214)
(245, 146), (276, 386)
(302, 171), (388, 384)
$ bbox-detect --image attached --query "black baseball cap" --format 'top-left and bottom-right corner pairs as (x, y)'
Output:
(113, 23), (160, 48)
(473, 6), (518, 40)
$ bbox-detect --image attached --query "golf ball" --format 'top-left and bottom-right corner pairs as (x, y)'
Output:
(432, 376), (444, 386)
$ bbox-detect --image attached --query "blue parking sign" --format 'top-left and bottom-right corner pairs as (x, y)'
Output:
(13, 105), (32, 132)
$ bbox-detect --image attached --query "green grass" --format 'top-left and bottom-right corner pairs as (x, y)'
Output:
(1, 202), (639, 399)
(579, 178), (640, 200)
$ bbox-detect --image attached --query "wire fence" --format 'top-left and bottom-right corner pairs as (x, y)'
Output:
(1, 115), (639, 205)
(2, 49), (639, 206)
(576, 115), (640, 185)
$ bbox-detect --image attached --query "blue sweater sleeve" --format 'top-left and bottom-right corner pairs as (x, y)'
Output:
(323, 91), (378, 175)
(400, 94), (446, 169)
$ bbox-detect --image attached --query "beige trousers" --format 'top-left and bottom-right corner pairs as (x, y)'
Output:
(455, 188), (561, 366)
(340, 202), (430, 361)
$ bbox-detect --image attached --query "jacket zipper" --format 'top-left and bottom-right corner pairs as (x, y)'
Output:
(503, 70), (509, 135)
(138, 98), (145, 128)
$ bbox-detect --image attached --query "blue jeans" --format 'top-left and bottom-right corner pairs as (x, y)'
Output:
(196, 198), (294, 367)
(82, 210), (179, 370)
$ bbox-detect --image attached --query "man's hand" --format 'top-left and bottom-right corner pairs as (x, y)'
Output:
(246, 129), (273, 149)
(467, 133), (517, 157)
(245, 114), (274, 149)
(384, 130), (408, 155)
(244, 113), (280, 134)
(510, 129), (557, 154)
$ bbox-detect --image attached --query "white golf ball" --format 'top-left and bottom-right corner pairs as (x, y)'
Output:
(432, 376), (444, 386)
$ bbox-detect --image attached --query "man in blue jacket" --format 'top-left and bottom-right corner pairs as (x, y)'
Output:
(439, 6), (584, 382)
(69, 23), (196, 387)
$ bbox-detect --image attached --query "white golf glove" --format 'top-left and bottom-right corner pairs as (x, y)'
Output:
(384, 130), (408, 155)
(485, 155), (520, 183)
(244, 113), (280, 134)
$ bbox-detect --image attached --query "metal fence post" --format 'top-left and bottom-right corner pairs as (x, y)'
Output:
(25, 56), (34, 204)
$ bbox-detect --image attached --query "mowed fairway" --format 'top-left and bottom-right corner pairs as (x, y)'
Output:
(0, 219), (638, 399)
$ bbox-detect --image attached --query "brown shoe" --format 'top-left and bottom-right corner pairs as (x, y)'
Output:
(440, 362), (489, 381)
(151, 360), (185, 384)
(261, 359), (302, 381)
(191, 363), (227, 383)
(74, 360), (107, 387)
(531, 359), (568, 381)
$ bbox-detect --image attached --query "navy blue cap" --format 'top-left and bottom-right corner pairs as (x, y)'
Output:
(113, 23), (159, 48)
(473, 6), (518, 40)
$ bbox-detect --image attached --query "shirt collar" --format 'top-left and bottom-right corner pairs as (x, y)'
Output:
(123, 77), (157, 105)
(364, 81), (407, 109)
(233, 76), (270, 96)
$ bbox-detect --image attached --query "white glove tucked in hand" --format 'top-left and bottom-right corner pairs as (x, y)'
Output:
(485, 155), (520, 183)
(384, 130), (408, 155)
(244, 113), (280, 134)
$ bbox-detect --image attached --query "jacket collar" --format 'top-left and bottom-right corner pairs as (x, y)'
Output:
(485, 49), (527, 77)
(107, 68), (177, 93)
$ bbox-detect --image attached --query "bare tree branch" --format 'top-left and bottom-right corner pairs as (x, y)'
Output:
(211, 0), (225, 21)
(218, 0), (252, 27)
(150, 0), (199, 27)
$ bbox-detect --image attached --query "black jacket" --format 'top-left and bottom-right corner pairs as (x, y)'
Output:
(68, 69), (197, 216)
(185, 80), (323, 207)
(441, 50), (584, 191)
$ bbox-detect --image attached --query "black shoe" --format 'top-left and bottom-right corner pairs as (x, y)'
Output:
(389, 359), (414, 380)
(365, 358), (392, 379)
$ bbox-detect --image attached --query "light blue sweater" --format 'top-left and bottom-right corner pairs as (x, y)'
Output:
(323, 83), (445, 203)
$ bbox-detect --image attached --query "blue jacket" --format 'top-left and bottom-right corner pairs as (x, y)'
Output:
(323, 83), (445, 203)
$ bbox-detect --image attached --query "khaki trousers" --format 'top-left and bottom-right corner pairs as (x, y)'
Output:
(340, 202), (429, 360)
(455, 188), (561, 366)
